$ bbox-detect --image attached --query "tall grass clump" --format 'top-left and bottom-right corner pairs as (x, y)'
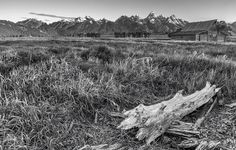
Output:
(16, 49), (49, 65)
(107, 54), (236, 106)
(0, 49), (49, 75)
(0, 58), (120, 149)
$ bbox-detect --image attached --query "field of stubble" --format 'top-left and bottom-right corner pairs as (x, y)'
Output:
(0, 39), (236, 149)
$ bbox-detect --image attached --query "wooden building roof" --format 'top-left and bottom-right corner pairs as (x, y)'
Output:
(182, 20), (217, 32)
(169, 20), (218, 37)
(169, 30), (207, 36)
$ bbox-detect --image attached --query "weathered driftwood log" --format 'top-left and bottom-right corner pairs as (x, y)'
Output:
(118, 82), (220, 145)
(111, 113), (200, 138)
(111, 112), (200, 138)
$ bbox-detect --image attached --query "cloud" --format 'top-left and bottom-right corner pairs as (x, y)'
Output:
(29, 12), (75, 20)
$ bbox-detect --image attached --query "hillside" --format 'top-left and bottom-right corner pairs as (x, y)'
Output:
(0, 13), (187, 37)
(0, 19), (51, 37)
(0, 20), (25, 37)
(17, 19), (44, 28)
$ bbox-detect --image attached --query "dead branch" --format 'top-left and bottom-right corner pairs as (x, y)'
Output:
(118, 82), (220, 145)
(194, 98), (218, 129)
(225, 102), (236, 108)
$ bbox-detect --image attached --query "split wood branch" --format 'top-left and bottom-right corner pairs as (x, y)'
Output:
(117, 82), (220, 145)
(166, 121), (200, 138)
(195, 140), (220, 150)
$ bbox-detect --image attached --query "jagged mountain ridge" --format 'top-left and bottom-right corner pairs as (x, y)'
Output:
(0, 13), (188, 37)
(17, 19), (44, 28)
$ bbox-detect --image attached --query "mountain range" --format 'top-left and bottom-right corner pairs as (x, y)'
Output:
(0, 12), (235, 37)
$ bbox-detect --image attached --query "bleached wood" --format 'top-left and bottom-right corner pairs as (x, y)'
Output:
(165, 120), (200, 138)
(118, 82), (220, 144)
(178, 139), (220, 150)
(195, 140), (220, 150)
(78, 143), (122, 150)
(178, 138), (200, 148)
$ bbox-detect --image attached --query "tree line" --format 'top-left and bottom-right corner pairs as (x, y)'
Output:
(66, 32), (101, 38)
(2, 32), (153, 38)
(66, 31), (152, 38)
(114, 32), (151, 38)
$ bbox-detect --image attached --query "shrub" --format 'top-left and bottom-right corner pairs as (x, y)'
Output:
(17, 50), (49, 66)
(0, 63), (14, 75)
(80, 45), (127, 63)
(48, 46), (70, 55)
(89, 45), (114, 63)
(80, 50), (90, 61)
(113, 49), (127, 61)
(16, 50), (31, 65)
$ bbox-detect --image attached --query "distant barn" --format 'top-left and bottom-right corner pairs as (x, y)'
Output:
(169, 20), (228, 42)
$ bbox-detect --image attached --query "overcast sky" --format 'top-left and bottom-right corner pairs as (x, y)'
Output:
(0, 0), (235, 23)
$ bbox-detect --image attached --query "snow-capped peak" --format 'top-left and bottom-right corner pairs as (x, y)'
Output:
(168, 15), (185, 26)
(74, 17), (84, 22)
(146, 12), (158, 23)
(147, 11), (157, 19)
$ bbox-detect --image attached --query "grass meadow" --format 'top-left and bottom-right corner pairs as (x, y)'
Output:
(0, 39), (236, 149)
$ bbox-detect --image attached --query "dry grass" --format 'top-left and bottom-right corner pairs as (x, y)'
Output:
(0, 40), (236, 149)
